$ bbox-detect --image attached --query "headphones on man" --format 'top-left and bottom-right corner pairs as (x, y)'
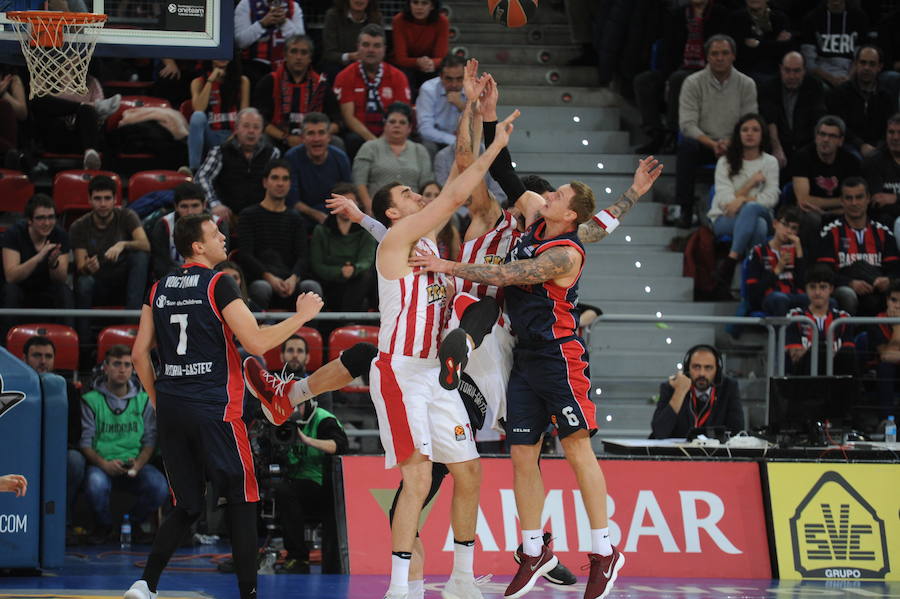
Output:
(682, 344), (723, 387)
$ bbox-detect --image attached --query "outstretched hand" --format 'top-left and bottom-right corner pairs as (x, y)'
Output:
(295, 292), (324, 321)
(326, 194), (364, 224)
(490, 109), (520, 149)
(478, 74), (499, 121)
(631, 156), (664, 197)
(409, 253), (454, 274)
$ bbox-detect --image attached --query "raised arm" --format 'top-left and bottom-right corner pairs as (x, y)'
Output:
(577, 156), (663, 244)
(410, 244), (580, 287)
(383, 108), (518, 249)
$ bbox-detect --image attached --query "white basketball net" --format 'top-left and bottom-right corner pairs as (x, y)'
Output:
(7, 12), (107, 98)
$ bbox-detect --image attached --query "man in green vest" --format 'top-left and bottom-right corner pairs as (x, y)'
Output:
(80, 345), (169, 544)
(273, 335), (349, 574)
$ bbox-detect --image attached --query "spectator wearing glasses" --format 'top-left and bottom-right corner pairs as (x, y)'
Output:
(746, 206), (808, 316)
(2, 194), (72, 315)
(80, 345), (168, 544)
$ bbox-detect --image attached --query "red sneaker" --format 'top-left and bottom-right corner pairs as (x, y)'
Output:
(243, 357), (295, 425)
(584, 547), (624, 599)
(504, 546), (558, 598)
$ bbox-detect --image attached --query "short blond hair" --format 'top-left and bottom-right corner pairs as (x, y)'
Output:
(569, 181), (595, 224)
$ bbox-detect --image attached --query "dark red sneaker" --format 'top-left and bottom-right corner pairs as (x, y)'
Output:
(504, 546), (558, 598)
(583, 546), (625, 599)
(243, 357), (295, 425)
(438, 328), (469, 390)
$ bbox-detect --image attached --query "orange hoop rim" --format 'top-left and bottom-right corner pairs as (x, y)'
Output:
(6, 10), (108, 25)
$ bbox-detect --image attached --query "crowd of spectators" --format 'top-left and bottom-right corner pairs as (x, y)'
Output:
(4, 0), (900, 554)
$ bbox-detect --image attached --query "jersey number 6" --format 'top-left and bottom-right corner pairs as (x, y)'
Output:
(561, 406), (579, 427)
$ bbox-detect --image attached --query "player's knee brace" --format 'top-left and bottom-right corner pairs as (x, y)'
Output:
(460, 296), (500, 348)
(339, 342), (378, 379)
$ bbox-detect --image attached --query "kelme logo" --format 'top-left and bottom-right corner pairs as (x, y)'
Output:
(789, 471), (890, 579)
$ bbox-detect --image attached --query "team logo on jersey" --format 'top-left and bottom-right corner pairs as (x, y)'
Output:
(454, 425), (466, 441)
(0, 375), (26, 419)
(426, 283), (447, 304)
(483, 254), (504, 265)
(156, 294), (167, 309)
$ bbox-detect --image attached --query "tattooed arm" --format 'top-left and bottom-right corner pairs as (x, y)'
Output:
(578, 187), (640, 243)
(577, 156), (664, 244)
(409, 245), (580, 286)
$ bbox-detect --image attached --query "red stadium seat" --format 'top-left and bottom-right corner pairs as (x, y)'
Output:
(52, 170), (123, 224)
(178, 99), (194, 122)
(262, 326), (324, 373)
(128, 170), (191, 203)
(106, 95), (172, 132)
(96, 324), (139, 363)
(328, 325), (379, 392)
(6, 323), (80, 371)
(0, 169), (35, 214)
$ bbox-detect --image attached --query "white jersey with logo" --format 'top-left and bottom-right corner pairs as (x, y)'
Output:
(457, 210), (519, 303)
(376, 237), (450, 360)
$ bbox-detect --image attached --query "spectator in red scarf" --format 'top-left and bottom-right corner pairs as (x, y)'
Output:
(189, 57), (250, 170)
(333, 24), (411, 160)
(390, 0), (450, 98)
(254, 35), (342, 152)
(235, 0), (306, 87)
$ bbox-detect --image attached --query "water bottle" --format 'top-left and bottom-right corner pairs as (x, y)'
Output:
(120, 514), (132, 550)
(886, 415), (897, 444)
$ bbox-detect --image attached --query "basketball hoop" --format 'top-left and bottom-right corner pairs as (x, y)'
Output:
(6, 11), (107, 98)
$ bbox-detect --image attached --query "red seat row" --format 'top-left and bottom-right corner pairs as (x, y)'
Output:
(6, 323), (379, 392)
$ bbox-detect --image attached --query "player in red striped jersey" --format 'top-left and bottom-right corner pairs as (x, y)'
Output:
(367, 63), (519, 599)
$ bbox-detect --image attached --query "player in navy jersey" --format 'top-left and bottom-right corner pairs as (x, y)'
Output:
(126, 213), (324, 599)
(410, 179), (648, 599)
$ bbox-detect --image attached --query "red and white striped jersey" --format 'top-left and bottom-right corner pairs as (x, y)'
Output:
(457, 210), (519, 302)
(377, 237), (450, 359)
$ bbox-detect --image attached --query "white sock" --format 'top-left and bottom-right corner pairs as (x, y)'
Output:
(288, 377), (313, 406)
(522, 528), (544, 557)
(389, 553), (412, 592)
(592, 528), (612, 556)
(408, 579), (425, 599)
(452, 540), (475, 575)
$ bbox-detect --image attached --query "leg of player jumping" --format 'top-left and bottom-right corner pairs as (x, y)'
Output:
(288, 343), (377, 406)
(388, 452), (433, 598)
(559, 431), (608, 528)
(409, 538), (426, 599)
(440, 298), (500, 390)
(510, 440), (545, 552)
(442, 458), (482, 593)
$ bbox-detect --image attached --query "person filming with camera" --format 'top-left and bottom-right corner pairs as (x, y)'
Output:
(650, 344), (745, 439)
(270, 335), (349, 574)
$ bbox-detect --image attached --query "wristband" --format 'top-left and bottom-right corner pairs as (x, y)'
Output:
(592, 209), (620, 233)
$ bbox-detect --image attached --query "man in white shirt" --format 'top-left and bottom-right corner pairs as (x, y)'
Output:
(415, 55), (466, 157)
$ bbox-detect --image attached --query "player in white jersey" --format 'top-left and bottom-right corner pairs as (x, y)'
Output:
(368, 60), (519, 599)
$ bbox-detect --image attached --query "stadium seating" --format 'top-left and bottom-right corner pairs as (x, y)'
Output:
(128, 170), (191, 203)
(263, 326), (324, 372)
(7, 324), (80, 372)
(0, 169), (35, 214)
(96, 324), (139, 363)
(328, 325), (379, 392)
(105, 95), (172, 132)
(52, 170), (123, 226)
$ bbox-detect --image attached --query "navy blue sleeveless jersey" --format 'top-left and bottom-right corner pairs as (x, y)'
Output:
(504, 218), (586, 346)
(149, 263), (245, 421)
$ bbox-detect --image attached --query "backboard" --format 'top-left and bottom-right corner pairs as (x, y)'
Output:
(0, 0), (232, 59)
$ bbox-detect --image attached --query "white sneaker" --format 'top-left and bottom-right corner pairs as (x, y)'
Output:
(384, 587), (408, 599)
(442, 573), (490, 599)
(94, 93), (122, 121)
(83, 148), (101, 170)
(124, 580), (157, 599)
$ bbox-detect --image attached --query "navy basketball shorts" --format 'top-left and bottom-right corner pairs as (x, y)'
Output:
(505, 337), (598, 445)
(156, 393), (259, 514)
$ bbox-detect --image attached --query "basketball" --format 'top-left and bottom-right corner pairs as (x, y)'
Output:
(488, 0), (537, 28)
